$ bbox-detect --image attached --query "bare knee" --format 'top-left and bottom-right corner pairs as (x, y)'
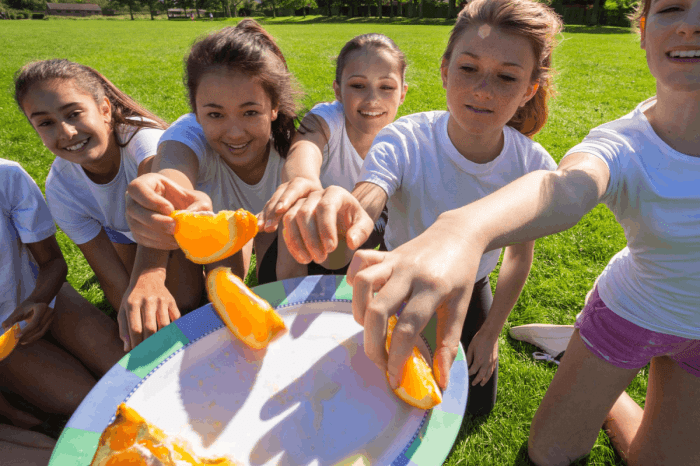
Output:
(528, 423), (589, 466)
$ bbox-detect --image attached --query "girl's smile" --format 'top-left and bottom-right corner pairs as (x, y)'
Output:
(195, 70), (279, 185)
(21, 79), (120, 184)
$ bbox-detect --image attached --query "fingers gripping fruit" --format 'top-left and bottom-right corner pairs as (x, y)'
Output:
(0, 323), (21, 362)
(170, 209), (258, 265)
(207, 267), (286, 350)
(385, 316), (443, 410)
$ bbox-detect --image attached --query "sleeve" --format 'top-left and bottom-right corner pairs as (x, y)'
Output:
(122, 125), (164, 167)
(7, 165), (56, 244)
(158, 114), (211, 178)
(526, 142), (557, 172)
(45, 170), (101, 245)
(308, 101), (344, 139)
(357, 125), (407, 198)
(562, 126), (626, 201)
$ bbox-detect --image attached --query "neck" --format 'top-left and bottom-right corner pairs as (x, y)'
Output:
(446, 115), (504, 164)
(344, 117), (375, 160)
(230, 143), (271, 185)
(646, 87), (700, 157)
(82, 131), (121, 184)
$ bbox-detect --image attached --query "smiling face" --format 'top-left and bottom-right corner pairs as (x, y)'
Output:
(333, 47), (407, 144)
(641, 0), (700, 92)
(441, 24), (539, 144)
(22, 79), (115, 172)
(195, 70), (279, 182)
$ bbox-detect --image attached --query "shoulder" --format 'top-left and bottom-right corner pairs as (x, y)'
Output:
(308, 101), (343, 121)
(0, 159), (42, 195)
(162, 113), (202, 138)
(377, 111), (446, 143)
(581, 99), (654, 149)
(504, 126), (556, 170)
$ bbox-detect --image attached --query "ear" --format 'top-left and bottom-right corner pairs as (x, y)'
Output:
(399, 82), (408, 105)
(333, 80), (342, 102)
(271, 106), (279, 122)
(639, 17), (646, 49)
(519, 81), (539, 108)
(440, 58), (449, 90)
(100, 96), (112, 125)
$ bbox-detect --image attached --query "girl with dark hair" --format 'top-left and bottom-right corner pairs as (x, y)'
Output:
(125, 20), (301, 293)
(277, 0), (563, 417)
(256, 33), (408, 284)
(14, 59), (203, 352)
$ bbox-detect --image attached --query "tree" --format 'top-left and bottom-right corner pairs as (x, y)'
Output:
(110, 0), (140, 19)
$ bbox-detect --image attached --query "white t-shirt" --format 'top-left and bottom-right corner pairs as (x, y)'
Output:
(360, 111), (557, 281)
(0, 159), (57, 326)
(308, 101), (364, 192)
(45, 124), (163, 245)
(563, 97), (700, 339)
(159, 114), (283, 214)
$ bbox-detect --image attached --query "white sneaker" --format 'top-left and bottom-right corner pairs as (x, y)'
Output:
(508, 324), (574, 358)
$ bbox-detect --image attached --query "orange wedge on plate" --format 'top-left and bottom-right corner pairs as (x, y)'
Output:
(0, 323), (21, 362)
(385, 315), (442, 410)
(170, 209), (258, 264)
(207, 267), (286, 350)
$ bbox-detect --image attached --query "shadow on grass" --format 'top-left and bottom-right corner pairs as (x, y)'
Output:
(563, 24), (632, 35)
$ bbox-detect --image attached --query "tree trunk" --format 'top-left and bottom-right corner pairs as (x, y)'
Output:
(397, 0), (401, 16)
(271, 0), (276, 17)
(129, 3), (134, 19)
(590, 0), (601, 25)
(419, 0), (423, 18)
(378, 0), (382, 18)
(327, 0), (332, 16)
(389, 0), (393, 17)
(150, 8), (154, 19)
(447, 0), (453, 19)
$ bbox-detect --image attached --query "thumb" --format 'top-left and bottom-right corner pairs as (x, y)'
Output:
(343, 209), (374, 250)
(183, 190), (214, 213)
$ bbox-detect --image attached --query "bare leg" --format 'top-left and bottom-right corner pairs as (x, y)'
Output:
(0, 394), (41, 430)
(165, 249), (205, 313)
(528, 330), (640, 466)
(50, 283), (123, 376)
(0, 424), (55, 466)
(0, 339), (95, 415)
(112, 242), (137, 274)
(606, 356), (700, 466)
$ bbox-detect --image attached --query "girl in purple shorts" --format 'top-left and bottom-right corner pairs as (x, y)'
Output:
(317, 0), (700, 464)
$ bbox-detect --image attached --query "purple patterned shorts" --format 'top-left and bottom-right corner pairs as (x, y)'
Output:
(575, 287), (700, 377)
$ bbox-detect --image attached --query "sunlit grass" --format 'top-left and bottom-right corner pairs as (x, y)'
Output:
(0, 19), (654, 465)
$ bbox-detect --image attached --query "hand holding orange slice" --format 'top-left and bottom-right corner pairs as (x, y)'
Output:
(207, 267), (286, 350)
(385, 315), (443, 410)
(170, 209), (258, 264)
(0, 323), (21, 362)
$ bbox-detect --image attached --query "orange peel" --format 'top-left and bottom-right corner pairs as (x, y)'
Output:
(0, 323), (21, 362)
(385, 315), (443, 410)
(170, 209), (258, 265)
(207, 267), (286, 350)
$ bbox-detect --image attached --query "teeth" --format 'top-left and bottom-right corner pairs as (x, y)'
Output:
(65, 139), (88, 151)
(360, 111), (384, 116)
(227, 142), (248, 150)
(670, 50), (700, 58)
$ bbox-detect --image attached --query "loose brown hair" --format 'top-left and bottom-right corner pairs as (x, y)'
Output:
(442, 0), (563, 137)
(184, 19), (301, 158)
(14, 59), (168, 147)
(629, 0), (651, 33)
(335, 33), (407, 85)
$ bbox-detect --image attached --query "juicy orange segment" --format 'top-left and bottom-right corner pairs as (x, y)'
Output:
(0, 323), (21, 362)
(207, 267), (286, 350)
(170, 209), (258, 265)
(385, 316), (443, 410)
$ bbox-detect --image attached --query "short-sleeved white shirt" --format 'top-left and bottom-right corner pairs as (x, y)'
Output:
(0, 159), (57, 326)
(360, 111), (557, 281)
(307, 101), (364, 192)
(159, 114), (283, 214)
(563, 97), (700, 339)
(45, 124), (162, 245)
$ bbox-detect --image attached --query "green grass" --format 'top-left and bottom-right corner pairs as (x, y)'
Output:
(0, 19), (655, 465)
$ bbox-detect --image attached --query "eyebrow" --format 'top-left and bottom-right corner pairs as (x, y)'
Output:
(460, 52), (524, 69)
(29, 102), (79, 119)
(202, 102), (262, 109)
(347, 74), (399, 80)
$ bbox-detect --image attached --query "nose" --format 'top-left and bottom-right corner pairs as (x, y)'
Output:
(473, 77), (494, 101)
(677, 7), (700, 37)
(225, 122), (245, 140)
(365, 85), (380, 105)
(58, 121), (78, 140)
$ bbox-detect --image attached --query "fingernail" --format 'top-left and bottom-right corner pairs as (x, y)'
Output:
(389, 374), (399, 390)
(265, 220), (272, 230)
(275, 202), (284, 212)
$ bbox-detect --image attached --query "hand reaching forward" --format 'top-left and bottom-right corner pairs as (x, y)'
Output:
(346, 214), (484, 392)
(125, 173), (213, 249)
(257, 177), (323, 233)
(2, 300), (54, 345)
(281, 186), (375, 265)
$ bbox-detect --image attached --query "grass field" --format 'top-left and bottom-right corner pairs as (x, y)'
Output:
(0, 18), (655, 465)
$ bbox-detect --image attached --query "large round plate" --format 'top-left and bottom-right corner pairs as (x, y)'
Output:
(50, 275), (468, 465)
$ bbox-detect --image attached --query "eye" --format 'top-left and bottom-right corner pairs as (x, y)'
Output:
(350, 84), (364, 89)
(381, 85), (396, 91)
(460, 65), (477, 73)
(37, 120), (53, 128)
(244, 110), (259, 116)
(659, 6), (681, 12)
(68, 111), (81, 119)
(207, 112), (223, 119)
(499, 75), (517, 82)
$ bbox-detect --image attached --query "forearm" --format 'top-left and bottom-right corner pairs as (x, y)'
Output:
(129, 245), (170, 287)
(26, 256), (67, 306)
(352, 182), (388, 223)
(480, 241), (535, 337)
(281, 140), (324, 186)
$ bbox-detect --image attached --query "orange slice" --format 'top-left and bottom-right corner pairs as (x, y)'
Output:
(170, 209), (258, 265)
(207, 267), (286, 350)
(91, 403), (241, 466)
(0, 323), (21, 362)
(385, 315), (443, 410)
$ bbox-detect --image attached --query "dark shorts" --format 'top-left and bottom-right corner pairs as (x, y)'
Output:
(103, 227), (136, 245)
(576, 287), (700, 377)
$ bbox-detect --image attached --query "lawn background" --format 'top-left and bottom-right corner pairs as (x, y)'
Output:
(0, 18), (655, 465)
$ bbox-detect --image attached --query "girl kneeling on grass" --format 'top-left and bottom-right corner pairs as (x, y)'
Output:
(125, 20), (300, 288)
(280, 0), (562, 417)
(328, 0), (700, 463)
(255, 33), (408, 283)
(14, 60), (204, 351)
(0, 159), (123, 435)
